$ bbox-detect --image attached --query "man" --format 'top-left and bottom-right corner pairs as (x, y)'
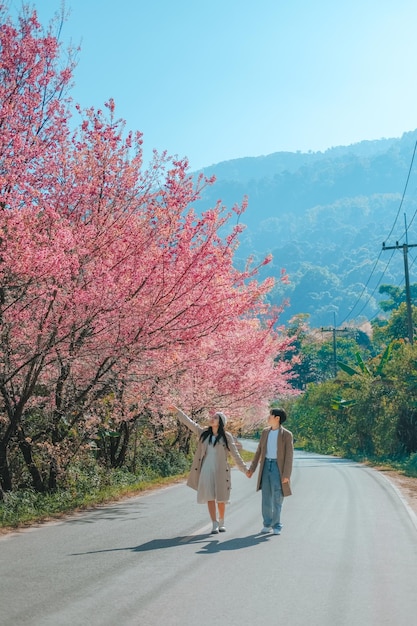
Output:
(247, 408), (294, 535)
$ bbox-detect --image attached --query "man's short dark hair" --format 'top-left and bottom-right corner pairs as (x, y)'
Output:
(270, 408), (287, 423)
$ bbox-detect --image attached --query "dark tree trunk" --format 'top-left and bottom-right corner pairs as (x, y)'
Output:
(17, 429), (45, 492)
(110, 421), (130, 468)
(48, 458), (58, 491)
(0, 441), (12, 492)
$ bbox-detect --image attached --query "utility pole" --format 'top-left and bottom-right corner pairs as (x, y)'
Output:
(382, 233), (417, 345)
(321, 313), (351, 377)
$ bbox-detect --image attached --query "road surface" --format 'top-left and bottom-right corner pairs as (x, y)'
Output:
(1, 448), (416, 625)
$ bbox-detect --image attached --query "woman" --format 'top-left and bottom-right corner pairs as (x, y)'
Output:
(170, 406), (248, 534)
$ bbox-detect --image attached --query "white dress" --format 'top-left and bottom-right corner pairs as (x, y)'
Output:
(197, 439), (221, 503)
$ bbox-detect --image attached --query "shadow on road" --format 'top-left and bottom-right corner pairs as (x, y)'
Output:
(70, 532), (272, 557)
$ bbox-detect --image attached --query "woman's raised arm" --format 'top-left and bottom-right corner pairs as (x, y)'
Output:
(169, 406), (202, 437)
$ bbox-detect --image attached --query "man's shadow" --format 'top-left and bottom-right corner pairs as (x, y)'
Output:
(193, 533), (273, 554)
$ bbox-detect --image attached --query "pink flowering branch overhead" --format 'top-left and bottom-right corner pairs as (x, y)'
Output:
(0, 6), (294, 492)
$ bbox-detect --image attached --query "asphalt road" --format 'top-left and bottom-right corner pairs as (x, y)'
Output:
(1, 447), (417, 626)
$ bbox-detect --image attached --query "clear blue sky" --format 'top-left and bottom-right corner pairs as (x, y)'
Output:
(8, 0), (417, 170)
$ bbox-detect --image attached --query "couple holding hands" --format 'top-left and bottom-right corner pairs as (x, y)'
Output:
(169, 406), (294, 536)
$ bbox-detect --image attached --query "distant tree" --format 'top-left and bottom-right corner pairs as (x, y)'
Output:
(372, 302), (417, 346)
(383, 343), (417, 454)
(378, 283), (417, 312)
(280, 315), (373, 388)
(279, 314), (317, 390)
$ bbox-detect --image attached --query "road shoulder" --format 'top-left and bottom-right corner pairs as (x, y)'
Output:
(379, 470), (417, 517)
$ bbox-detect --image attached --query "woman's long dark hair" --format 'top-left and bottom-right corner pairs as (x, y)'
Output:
(200, 417), (229, 449)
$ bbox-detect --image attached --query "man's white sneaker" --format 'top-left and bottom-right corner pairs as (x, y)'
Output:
(260, 526), (272, 534)
(219, 519), (226, 532)
(211, 521), (219, 534)
(273, 528), (281, 535)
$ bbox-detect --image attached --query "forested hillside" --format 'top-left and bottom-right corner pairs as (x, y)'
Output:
(196, 131), (417, 327)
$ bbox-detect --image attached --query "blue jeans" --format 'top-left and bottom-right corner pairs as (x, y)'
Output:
(261, 459), (284, 530)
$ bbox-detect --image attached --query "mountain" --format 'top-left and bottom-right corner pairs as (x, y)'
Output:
(194, 130), (417, 328)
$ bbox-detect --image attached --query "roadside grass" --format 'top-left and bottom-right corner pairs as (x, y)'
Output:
(0, 471), (188, 531)
(0, 448), (255, 532)
(295, 440), (417, 478)
(362, 452), (417, 477)
(236, 449), (254, 463)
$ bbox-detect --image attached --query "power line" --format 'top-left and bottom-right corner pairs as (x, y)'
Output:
(320, 325), (351, 376)
(365, 248), (417, 326)
(338, 247), (396, 324)
(340, 139), (417, 325)
(382, 236), (417, 344)
(384, 139), (417, 244)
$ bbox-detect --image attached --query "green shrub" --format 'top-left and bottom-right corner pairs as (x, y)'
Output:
(404, 452), (417, 477)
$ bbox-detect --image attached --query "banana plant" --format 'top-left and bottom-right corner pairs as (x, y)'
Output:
(330, 395), (357, 411)
(337, 341), (395, 378)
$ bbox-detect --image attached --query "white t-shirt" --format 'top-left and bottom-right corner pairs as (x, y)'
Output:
(266, 428), (279, 459)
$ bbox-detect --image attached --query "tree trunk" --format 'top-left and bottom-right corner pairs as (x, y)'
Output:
(110, 422), (130, 468)
(116, 421), (130, 468)
(48, 458), (58, 491)
(0, 441), (12, 492)
(17, 429), (45, 492)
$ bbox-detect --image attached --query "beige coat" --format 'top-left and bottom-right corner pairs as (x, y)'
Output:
(249, 426), (294, 495)
(175, 408), (248, 502)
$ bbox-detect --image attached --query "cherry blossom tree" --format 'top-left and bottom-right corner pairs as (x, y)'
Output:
(0, 6), (294, 493)
(0, 4), (76, 491)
